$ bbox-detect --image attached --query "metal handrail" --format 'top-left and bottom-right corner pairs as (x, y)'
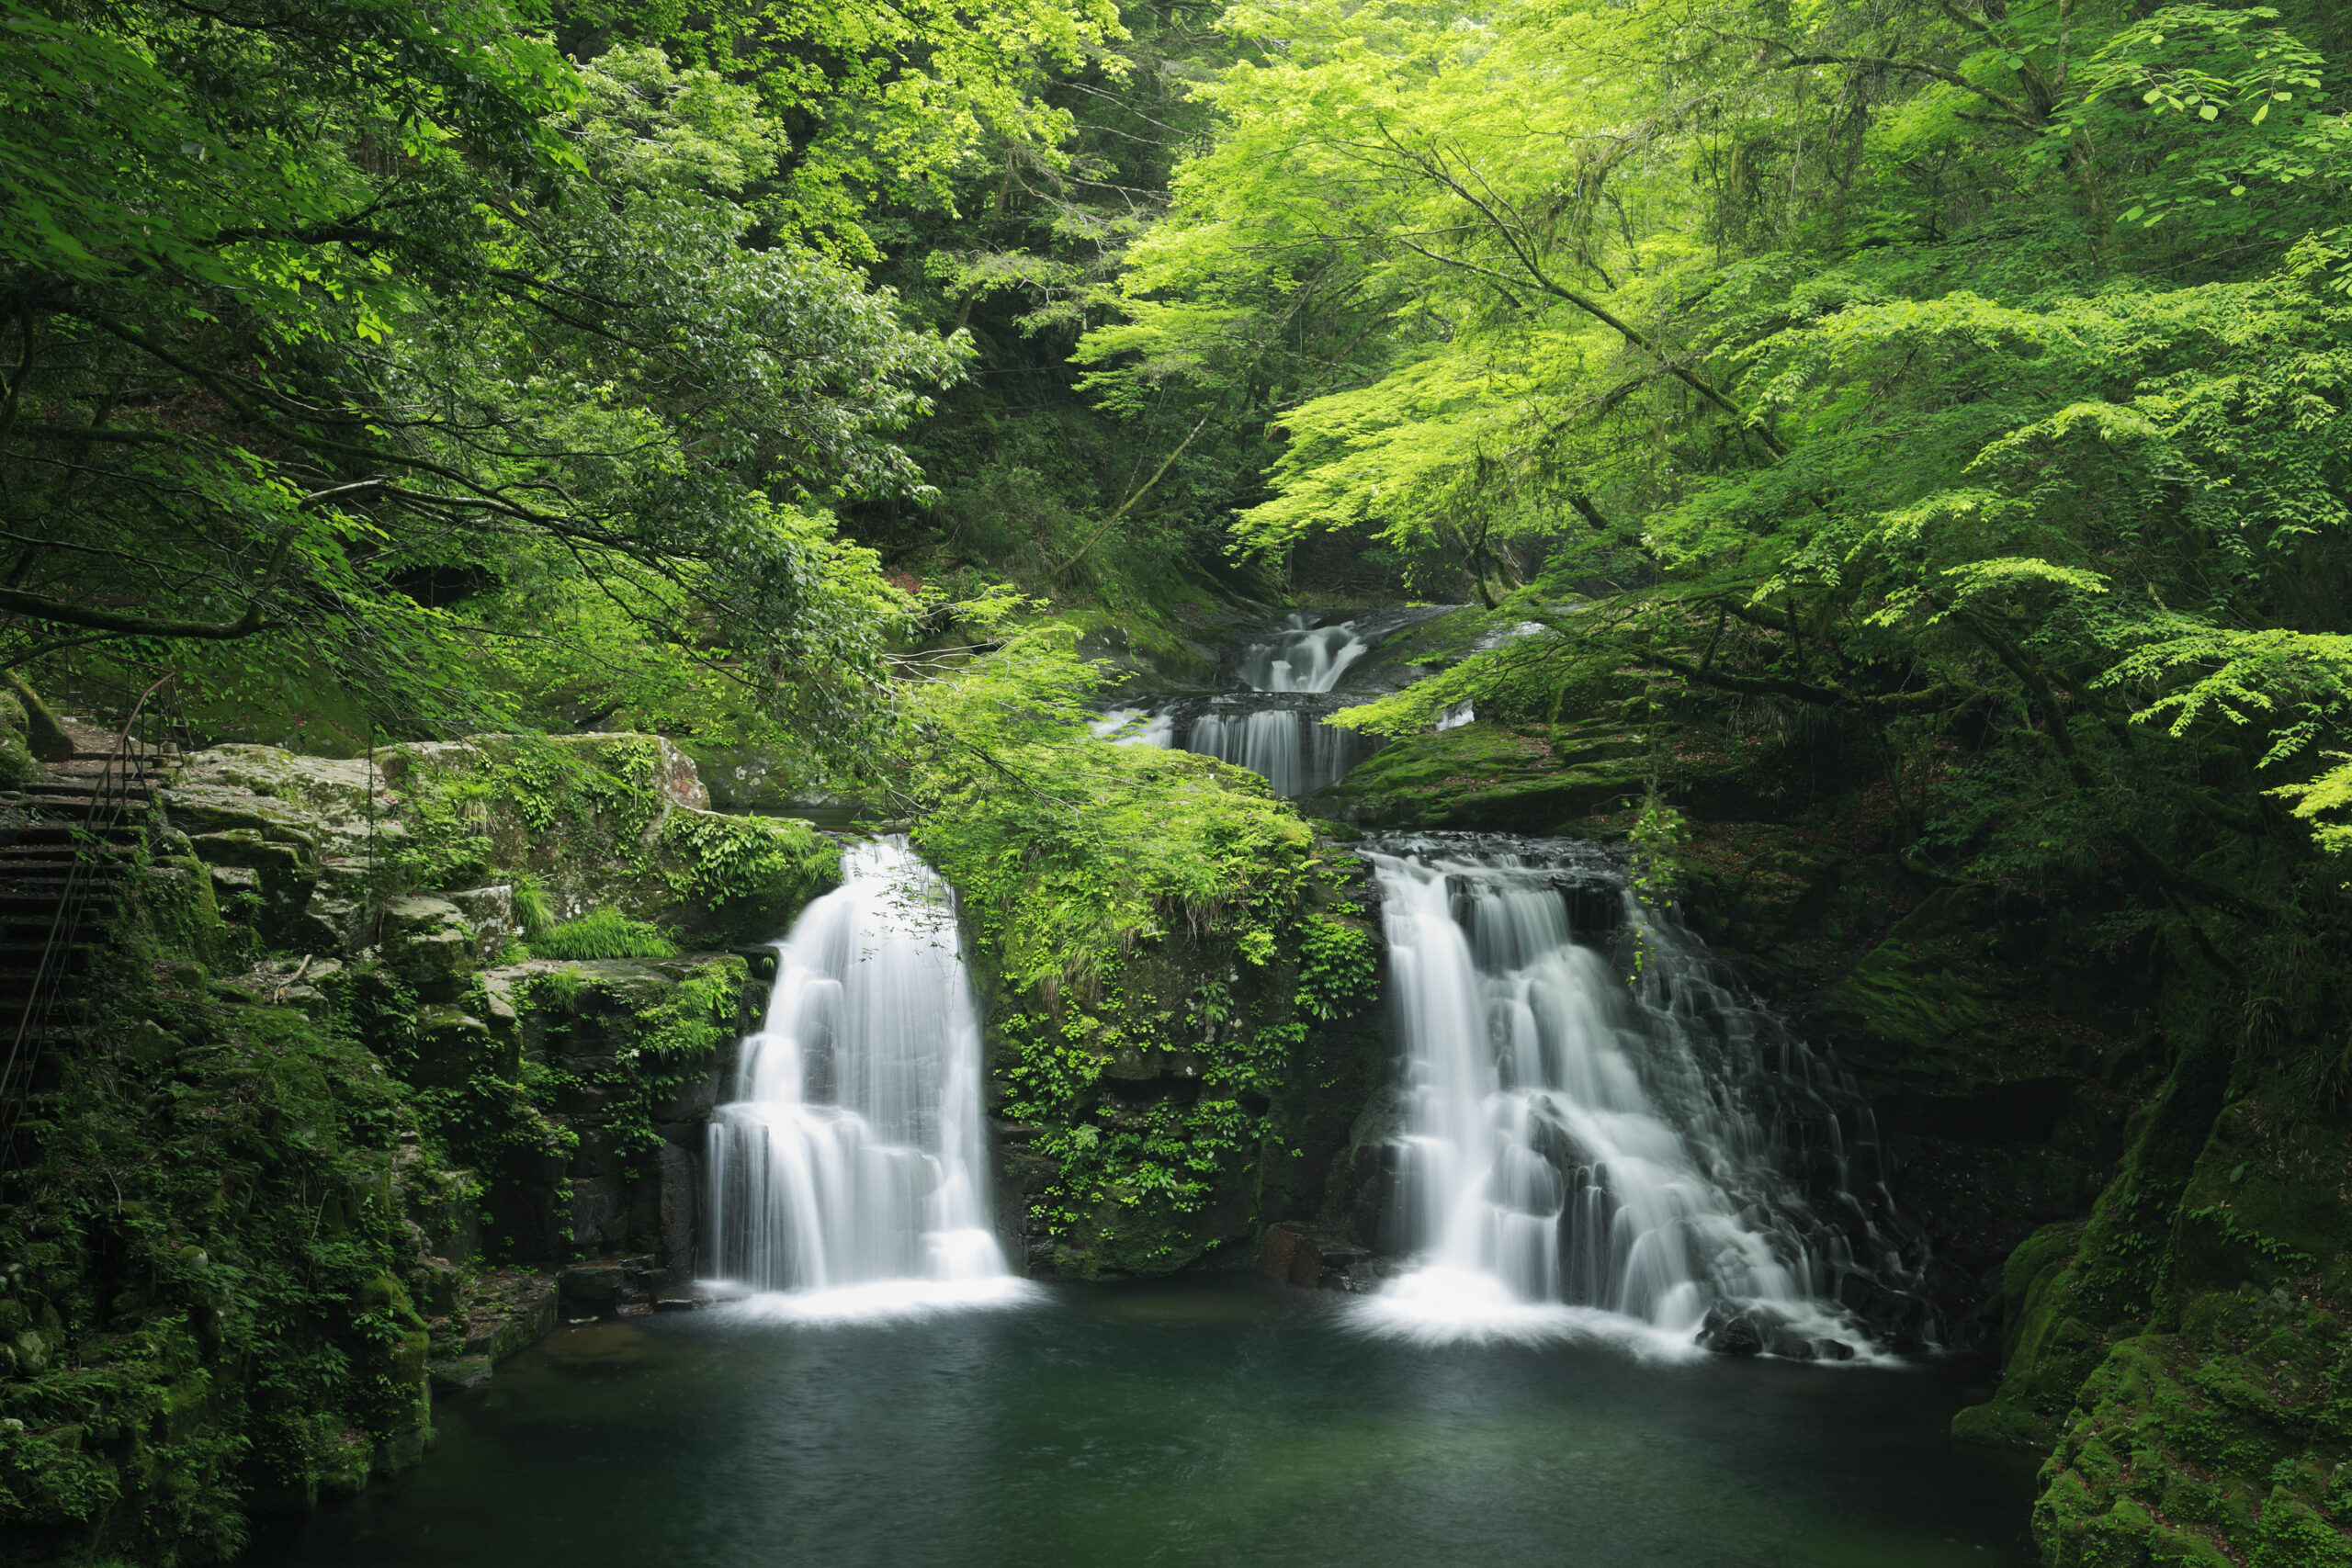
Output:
(0, 672), (181, 1172)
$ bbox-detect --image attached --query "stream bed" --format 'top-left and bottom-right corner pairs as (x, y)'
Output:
(252, 1274), (2038, 1568)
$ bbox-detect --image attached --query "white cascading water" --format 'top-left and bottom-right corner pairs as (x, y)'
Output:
(1097, 615), (1376, 796)
(1360, 834), (1889, 1358)
(1183, 706), (1364, 797)
(704, 837), (1025, 1317)
(1237, 612), (1371, 693)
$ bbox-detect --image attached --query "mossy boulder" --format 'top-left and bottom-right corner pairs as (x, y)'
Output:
(1951, 974), (2352, 1565)
(1, 671), (71, 761)
(164, 746), (373, 852)
(978, 868), (1388, 1282)
(0, 964), (464, 1560)
(0, 686), (35, 786)
(374, 732), (837, 943)
(380, 895), (476, 1001)
(2036, 1311), (2352, 1568)
(164, 735), (839, 957)
(1315, 717), (1650, 831)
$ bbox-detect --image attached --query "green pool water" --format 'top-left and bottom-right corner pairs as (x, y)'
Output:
(250, 1275), (2039, 1568)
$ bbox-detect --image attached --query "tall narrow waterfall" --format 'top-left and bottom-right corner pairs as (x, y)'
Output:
(705, 837), (1023, 1316)
(1361, 833), (1894, 1358)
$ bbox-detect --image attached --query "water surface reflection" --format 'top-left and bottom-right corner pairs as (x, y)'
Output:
(253, 1274), (2036, 1568)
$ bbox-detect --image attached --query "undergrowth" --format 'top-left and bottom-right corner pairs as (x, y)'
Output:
(530, 907), (678, 960)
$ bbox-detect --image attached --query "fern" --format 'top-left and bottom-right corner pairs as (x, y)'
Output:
(530, 906), (677, 961)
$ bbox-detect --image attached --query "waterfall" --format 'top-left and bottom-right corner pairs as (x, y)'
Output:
(1098, 614), (1379, 796)
(704, 837), (1025, 1317)
(1236, 612), (1371, 693)
(1183, 705), (1365, 797)
(1358, 833), (1893, 1358)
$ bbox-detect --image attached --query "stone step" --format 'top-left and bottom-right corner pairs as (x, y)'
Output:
(0, 913), (107, 942)
(0, 883), (127, 907)
(0, 942), (93, 974)
(0, 870), (119, 896)
(0, 903), (121, 928)
(0, 865), (130, 886)
(0, 825), (146, 847)
(0, 840), (138, 861)
(0, 863), (130, 884)
(25, 762), (164, 781)
(19, 785), (157, 807)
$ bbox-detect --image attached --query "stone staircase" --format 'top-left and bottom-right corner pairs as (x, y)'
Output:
(0, 723), (178, 1149)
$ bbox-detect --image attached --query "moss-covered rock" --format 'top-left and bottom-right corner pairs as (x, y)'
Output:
(915, 736), (1389, 1280)
(456, 954), (751, 1276)
(0, 954), (462, 1560)
(1316, 717), (1652, 831)
(2, 670), (72, 762)
(1942, 974), (2352, 1566)
(162, 735), (839, 963)
(997, 912), (1389, 1280)
(0, 686), (36, 787)
(373, 731), (837, 943)
(1, 728), (788, 1563)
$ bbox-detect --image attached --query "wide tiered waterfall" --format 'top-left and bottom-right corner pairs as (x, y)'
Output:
(1098, 613), (1384, 796)
(704, 837), (1022, 1316)
(1360, 833), (1895, 1358)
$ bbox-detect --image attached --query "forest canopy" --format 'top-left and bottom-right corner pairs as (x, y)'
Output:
(0, 0), (1127, 755)
(5, 0), (2352, 899)
(1063, 0), (2352, 887)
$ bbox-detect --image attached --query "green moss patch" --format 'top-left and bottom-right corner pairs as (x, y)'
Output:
(1315, 717), (1650, 831)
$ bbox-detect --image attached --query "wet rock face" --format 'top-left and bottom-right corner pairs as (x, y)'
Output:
(1698, 1303), (1766, 1357)
(1259, 1223), (1384, 1293)
(1318, 715), (2144, 1364)
(1694, 1303), (1859, 1362)
(470, 957), (752, 1283)
(1956, 1021), (2352, 1568)
(1313, 718), (1655, 831)
(382, 895), (474, 999)
(989, 885), (1391, 1284)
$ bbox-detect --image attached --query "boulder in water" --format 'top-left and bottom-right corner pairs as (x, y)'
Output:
(558, 1262), (628, 1315)
(1260, 1222), (1313, 1280)
(1698, 1303), (1768, 1356)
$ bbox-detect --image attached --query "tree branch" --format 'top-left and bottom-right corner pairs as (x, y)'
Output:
(1372, 126), (1789, 457)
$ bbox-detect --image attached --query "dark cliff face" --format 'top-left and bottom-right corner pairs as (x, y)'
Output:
(983, 850), (1391, 1283)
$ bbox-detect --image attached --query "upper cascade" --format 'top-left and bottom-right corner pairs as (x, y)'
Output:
(1357, 832), (1905, 1359)
(1091, 610), (1429, 796)
(1235, 613), (1372, 693)
(704, 836), (1023, 1316)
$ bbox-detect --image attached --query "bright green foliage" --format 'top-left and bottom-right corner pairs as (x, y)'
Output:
(0, 9), (952, 750)
(905, 618), (1325, 993)
(379, 732), (837, 941)
(1089, 0), (2352, 906)
(529, 908), (679, 960)
(562, 0), (1125, 256)
(1070, 8), (2352, 1557)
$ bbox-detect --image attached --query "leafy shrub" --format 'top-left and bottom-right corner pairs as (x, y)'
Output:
(511, 875), (555, 939)
(530, 906), (678, 960)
